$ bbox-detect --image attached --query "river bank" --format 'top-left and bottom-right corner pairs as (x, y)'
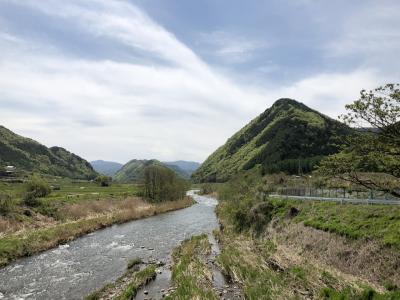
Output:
(78, 185), (400, 300)
(86, 195), (243, 300)
(210, 174), (400, 300)
(0, 196), (193, 267)
(85, 260), (157, 300)
(0, 191), (217, 299)
(160, 233), (242, 300)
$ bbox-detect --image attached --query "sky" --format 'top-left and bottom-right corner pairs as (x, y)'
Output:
(0, 0), (399, 164)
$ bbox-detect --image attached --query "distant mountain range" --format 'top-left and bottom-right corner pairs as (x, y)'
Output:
(0, 125), (98, 179)
(164, 161), (200, 175)
(0, 124), (199, 181)
(90, 159), (200, 182)
(192, 98), (352, 182)
(90, 160), (123, 177)
(112, 159), (199, 182)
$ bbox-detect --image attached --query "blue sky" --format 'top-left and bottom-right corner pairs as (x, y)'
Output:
(0, 0), (399, 163)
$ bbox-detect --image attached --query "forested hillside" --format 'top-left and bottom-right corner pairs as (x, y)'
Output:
(113, 159), (190, 182)
(0, 125), (98, 179)
(192, 99), (352, 182)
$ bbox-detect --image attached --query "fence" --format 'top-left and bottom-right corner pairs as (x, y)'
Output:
(277, 187), (398, 200)
(269, 187), (400, 205)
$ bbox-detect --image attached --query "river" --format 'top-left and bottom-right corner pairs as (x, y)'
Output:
(0, 191), (218, 300)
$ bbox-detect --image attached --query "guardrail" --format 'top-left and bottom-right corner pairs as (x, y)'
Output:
(269, 194), (400, 205)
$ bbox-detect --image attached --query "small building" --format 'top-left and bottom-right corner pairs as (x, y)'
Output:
(5, 166), (16, 174)
(0, 165), (16, 177)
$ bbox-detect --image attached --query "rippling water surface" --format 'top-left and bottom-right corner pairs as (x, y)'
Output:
(0, 192), (218, 300)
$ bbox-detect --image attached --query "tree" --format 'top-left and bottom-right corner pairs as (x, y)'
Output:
(143, 165), (188, 202)
(317, 84), (400, 197)
(95, 175), (112, 187)
(23, 175), (51, 206)
(341, 83), (400, 145)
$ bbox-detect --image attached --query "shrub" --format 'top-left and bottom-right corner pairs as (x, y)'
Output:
(199, 183), (216, 195)
(23, 175), (51, 206)
(229, 197), (290, 234)
(248, 201), (275, 232)
(0, 193), (15, 216)
(384, 282), (399, 292)
(95, 175), (111, 187)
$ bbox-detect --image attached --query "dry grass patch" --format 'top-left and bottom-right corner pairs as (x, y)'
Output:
(272, 222), (400, 290)
(60, 197), (148, 220)
(0, 196), (194, 267)
(216, 201), (400, 299)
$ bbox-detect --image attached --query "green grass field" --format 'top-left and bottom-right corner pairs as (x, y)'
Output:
(293, 201), (400, 249)
(216, 198), (400, 299)
(0, 177), (139, 204)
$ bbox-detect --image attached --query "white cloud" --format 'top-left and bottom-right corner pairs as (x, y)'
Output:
(0, 0), (395, 163)
(324, 1), (400, 70)
(0, 0), (268, 162)
(272, 69), (385, 117)
(197, 30), (269, 64)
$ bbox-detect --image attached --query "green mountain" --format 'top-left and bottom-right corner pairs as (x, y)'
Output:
(0, 125), (98, 179)
(113, 159), (163, 182)
(192, 98), (352, 182)
(90, 160), (123, 176)
(113, 159), (190, 182)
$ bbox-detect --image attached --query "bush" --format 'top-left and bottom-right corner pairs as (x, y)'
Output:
(231, 200), (275, 233)
(95, 175), (111, 187)
(248, 201), (275, 232)
(384, 282), (399, 292)
(199, 183), (216, 195)
(0, 193), (15, 216)
(23, 175), (51, 206)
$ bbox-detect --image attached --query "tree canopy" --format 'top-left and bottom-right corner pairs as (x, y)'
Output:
(318, 84), (400, 196)
(143, 165), (188, 202)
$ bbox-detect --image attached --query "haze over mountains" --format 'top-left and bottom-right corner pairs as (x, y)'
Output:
(192, 98), (352, 182)
(90, 160), (124, 177)
(164, 161), (200, 176)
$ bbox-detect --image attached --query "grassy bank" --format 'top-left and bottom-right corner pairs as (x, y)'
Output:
(87, 234), (218, 300)
(85, 260), (156, 300)
(294, 201), (400, 248)
(217, 200), (400, 299)
(0, 197), (193, 267)
(165, 234), (218, 300)
(0, 179), (139, 234)
(212, 170), (400, 299)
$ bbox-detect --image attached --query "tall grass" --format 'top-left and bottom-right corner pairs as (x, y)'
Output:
(166, 234), (218, 300)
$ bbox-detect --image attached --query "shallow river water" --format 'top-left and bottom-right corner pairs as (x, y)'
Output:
(0, 192), (218, 300)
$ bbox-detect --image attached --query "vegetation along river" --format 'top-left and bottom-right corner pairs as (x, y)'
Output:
(0, 191), (218, 300)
